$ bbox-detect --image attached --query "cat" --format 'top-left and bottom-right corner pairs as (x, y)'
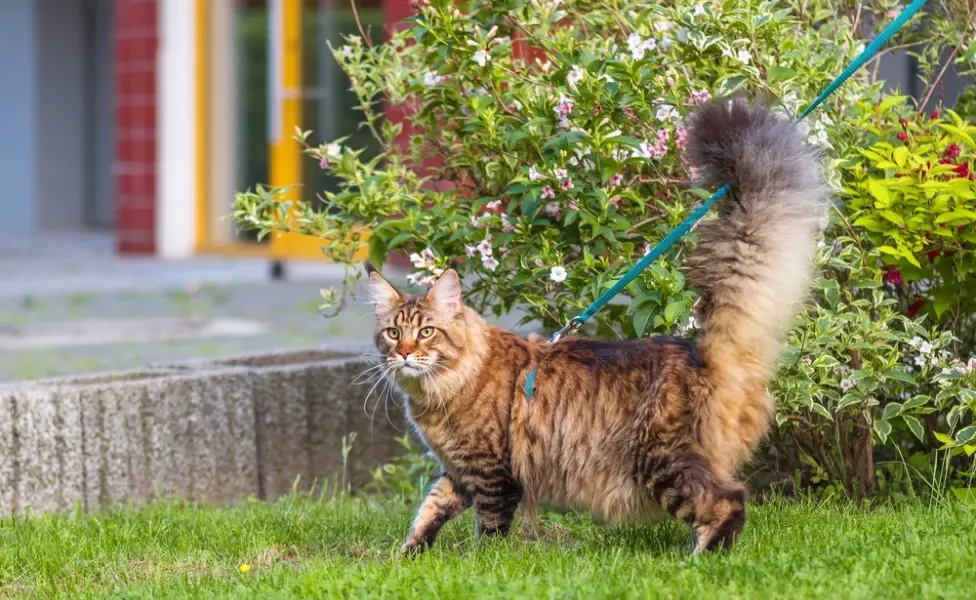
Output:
(364, 98), (826, 555)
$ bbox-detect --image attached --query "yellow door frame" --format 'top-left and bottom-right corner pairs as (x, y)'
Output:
(194, 0), (366, 260)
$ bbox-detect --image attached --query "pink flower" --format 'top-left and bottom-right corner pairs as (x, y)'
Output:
(481, 255), (499, 271)
(544, 202), (562, 217)
(840, 379), (855, 392)
(554, 168), (568, 179)
(560, 178), (574, 191)
(485, 199), (504, 213)
(477, 239), (493, 257)
(690, 89), (711, 103)
(676, 126), (688, 151)
(688, 166), (701, 181)
(568, 200), (579, 210)
(610, 196), (624, 209)
(555, 95), (574, 118)
(945, 143), (962, 158)
(464, 245), (477, 257)
(608, 173), (624, 186)
(319, 156), (331, 169)
(541, 186), (556, 199)
(502, 219), (516, 233)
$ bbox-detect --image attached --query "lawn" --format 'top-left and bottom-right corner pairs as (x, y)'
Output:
(0, 496), (973, 599)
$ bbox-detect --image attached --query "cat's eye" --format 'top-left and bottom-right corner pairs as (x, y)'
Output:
(386, 328), (400, 339)
(419, 326), (435, 339)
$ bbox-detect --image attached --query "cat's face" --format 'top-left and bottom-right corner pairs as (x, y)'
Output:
(366, 265), (465, 380)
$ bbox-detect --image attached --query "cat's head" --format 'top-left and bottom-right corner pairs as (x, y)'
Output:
(364, 262), (468, 380)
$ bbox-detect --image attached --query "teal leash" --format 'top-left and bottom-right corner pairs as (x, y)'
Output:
(524, 0), (928, 401)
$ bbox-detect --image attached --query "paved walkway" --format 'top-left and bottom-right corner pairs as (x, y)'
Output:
(0, 233), (527, 382)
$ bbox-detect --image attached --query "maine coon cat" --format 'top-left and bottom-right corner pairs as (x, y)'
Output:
(365, 98), (826, 554)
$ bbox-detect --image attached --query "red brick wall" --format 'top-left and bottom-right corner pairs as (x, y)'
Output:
(114, 0), (158, 254)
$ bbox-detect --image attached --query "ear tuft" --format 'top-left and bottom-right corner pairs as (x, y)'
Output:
(365, 266), (402, 312)
(427, 269), (463, 317)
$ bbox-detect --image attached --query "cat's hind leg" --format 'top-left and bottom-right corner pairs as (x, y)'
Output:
(636, 447), (747, 553)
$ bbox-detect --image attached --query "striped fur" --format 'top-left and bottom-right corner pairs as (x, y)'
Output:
(365, 98), (826, 555)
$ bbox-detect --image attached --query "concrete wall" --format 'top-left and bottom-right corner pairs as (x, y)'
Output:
(0, 0), (38, 233)
(0, 348), (407, 516)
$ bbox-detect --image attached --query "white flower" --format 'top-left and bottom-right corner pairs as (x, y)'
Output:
(676, 28), (689, 43)
(632, 142), (654, 160)
(567, 65), (584, 89)
(550, 266), (568, 282)
(656, 104), (678, 121)
(840, 379), (855, 392)
(477, 239), (493, 257)
(544, 202), (562, 217)
(406, 272), (424, 286)
(341, 45), (353, 58)
(919, 341), (934, 355)
(485, 199), (503, 212)
(528, 166), (543, 181)
(325, 143), (342, 159)
(693, 4), (707, 17)
(465, 245), (478, 257)
(627, 33), (647, 60)
(473, 49), (490, 67)
(422, 71), (443, 88)
(914, 354), (927, 367)
(736, 49), (751, 65)
(482, 255), (500, 271)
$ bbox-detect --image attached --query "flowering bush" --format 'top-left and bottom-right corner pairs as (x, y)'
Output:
(233, 0), (974, 497)
(842, 105), (976, 347)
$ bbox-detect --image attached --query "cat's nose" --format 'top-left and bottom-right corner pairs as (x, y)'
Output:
(398, 351), (411, 359)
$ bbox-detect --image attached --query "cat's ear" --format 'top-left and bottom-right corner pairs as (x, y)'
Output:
(427, 268), (463, 318)
(364, 261), (402, 313)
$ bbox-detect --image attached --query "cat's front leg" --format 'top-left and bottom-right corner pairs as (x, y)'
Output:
(471, 472), (522, 540)
(402, 473), (472, 555)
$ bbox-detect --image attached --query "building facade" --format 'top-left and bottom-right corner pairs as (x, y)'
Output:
(0, 1), (967, 260)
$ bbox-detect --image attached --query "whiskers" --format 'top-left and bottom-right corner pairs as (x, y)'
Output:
(354, 353), (406, 434)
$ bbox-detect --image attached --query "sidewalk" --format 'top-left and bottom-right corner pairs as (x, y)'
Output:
(0, 233), (528, 381)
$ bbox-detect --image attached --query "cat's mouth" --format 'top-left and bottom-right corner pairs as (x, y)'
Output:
(398, 365), (424, 378)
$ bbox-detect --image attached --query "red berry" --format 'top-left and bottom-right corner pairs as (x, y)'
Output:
(939, 157), (953, 165)
(899, 118), (908, 126)
(907, 299), (926, 318)
(954, 162), (971, 178)
(945, 143), (961, 158)
(930, 110), (939, 119)
(897, 132), (908, 141)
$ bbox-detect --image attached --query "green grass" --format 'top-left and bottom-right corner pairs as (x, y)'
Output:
(1, 497), (973, 599)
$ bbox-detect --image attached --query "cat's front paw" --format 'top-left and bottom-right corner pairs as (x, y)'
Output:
(401, 537), (428, 557)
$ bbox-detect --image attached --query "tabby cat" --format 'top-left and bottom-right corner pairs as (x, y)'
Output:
(364, 98), (826, 554)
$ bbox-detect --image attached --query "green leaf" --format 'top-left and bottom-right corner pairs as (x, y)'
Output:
(664, 300), (685, 324)
(874, 419), (893, 444)
(902, 415), (925, 442)
(368, 235), (387, 270)
(892, 146), (909, 169)
(868, 180), (891, 208)
(768, 66), (798, 83)
(885, 369), (915, 385)
(882, 402), (902, 422)
(957, 425), (976, 444)
(634, 303), (655, 337)
(810, 403), (833, 421)
(878, 95), (908, 114)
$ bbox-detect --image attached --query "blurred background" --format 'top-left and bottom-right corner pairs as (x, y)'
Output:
(0, 0), (969, 382)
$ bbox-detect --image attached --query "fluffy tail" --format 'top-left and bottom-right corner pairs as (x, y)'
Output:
(685, 98), (827, 392)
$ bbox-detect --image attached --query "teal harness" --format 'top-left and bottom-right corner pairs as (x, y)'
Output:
(524, 0), (929, 401)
